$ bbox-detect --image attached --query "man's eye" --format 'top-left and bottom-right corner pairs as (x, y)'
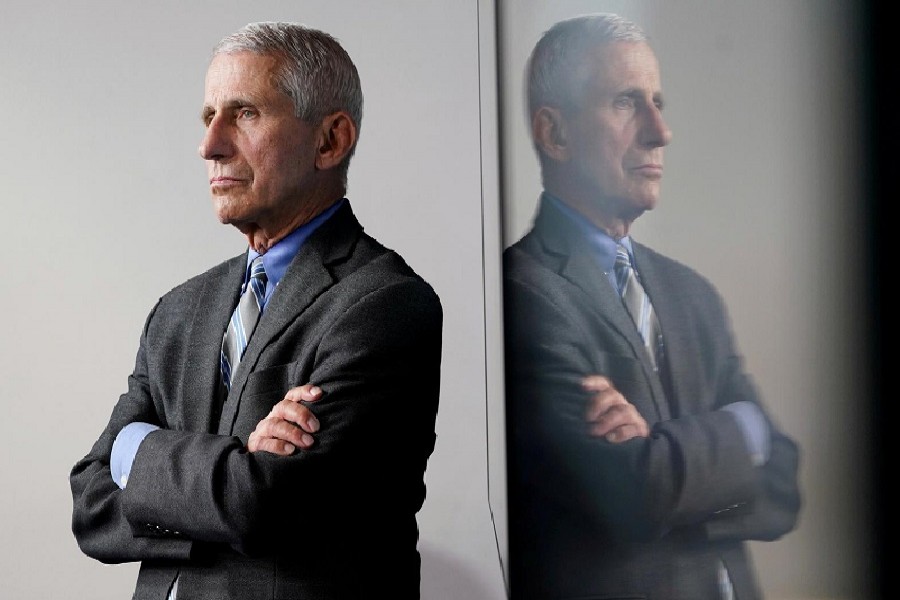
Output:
(239, 108), (257, 119)
(613, 96), (635, 109)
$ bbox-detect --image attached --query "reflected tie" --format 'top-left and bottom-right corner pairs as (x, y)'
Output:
(614, 243), (662, 370)
(220, 256), (268, 391)
(614, 247), (731, 597)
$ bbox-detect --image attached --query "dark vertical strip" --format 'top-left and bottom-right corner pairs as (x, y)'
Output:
(863, 1), (888, 598)
(492, 1), (512, 596)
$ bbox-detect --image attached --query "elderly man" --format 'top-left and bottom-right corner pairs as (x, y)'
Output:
(503, 13), (801, 600)
(70, 22), (442, 600)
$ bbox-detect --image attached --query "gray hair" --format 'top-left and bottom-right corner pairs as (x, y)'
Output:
(526, 13), (648, 117)
(214, 22), (363, 176)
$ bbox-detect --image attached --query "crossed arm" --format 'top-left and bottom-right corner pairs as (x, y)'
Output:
(71, 278), (442, 563)
(504, 276), (801, 543)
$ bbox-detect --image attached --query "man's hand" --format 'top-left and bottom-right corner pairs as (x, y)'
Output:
(582, 375), (649, 443)
(247, 384), (323, 455)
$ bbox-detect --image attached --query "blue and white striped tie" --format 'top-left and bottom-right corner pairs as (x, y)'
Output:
(221, 256), (268, 391)
(614, 244), (662, 370)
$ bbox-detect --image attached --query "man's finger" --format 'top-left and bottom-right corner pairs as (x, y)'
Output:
(586, 394), (617, 422)
(256, 415), (315, 448)
(248, 433), (297, 455)
(269, 399), (320, 433)
(284, 384), (323, 403)
(589, 403), (649, 439)
(589, 405), (627, 437)
(581, 375), (612, 391)
(585, 387), (627, 422)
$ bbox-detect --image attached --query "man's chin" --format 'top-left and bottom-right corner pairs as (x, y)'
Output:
(219, 215), (256, 238)
(212, 198), (246, 225)
(630, 187), (660, 212)
(614, 192), (656, 214)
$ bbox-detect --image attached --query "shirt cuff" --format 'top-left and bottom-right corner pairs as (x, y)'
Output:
(721, 401), (771, 466)
(110, 422), (160, 489)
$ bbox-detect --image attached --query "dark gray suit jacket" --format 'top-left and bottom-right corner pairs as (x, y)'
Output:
(503, 196), (801, 600)
(71, 202), (443, 599)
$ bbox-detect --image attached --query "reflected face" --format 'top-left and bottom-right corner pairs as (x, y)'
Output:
(565, 41), (672, 219)
(199, 52), (318, 234)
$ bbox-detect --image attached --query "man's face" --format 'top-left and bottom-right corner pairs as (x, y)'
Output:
(563, 41), (671, 219)
(200, 52), (319, 237)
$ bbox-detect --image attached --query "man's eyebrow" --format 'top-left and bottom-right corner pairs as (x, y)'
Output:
(614, 88), (643, 100)
(618, 87), (658, 97)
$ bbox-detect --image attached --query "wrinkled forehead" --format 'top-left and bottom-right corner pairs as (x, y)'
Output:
(576, 41), (662, 95)
(203, 51), (284, 104)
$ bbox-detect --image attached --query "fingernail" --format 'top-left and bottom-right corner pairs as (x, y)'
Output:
(284, 443), (296, 453)
(310, 386), (322, 396)
(301, 433), (314, 446)
(308, 417), (320, 432)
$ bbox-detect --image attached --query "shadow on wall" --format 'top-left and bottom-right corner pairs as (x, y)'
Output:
(420, 541), (503, 599)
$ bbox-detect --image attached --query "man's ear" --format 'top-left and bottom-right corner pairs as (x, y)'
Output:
(532, 106), (570, 162)
(315, 111), (358, 170)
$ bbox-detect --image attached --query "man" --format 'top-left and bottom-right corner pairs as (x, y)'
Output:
(70, 22), (442, 600)
(503, 14), (801, 600)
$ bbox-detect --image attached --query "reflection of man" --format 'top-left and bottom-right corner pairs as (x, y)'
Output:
(70, 22), (442, 599)
(503, 14), (801, 599)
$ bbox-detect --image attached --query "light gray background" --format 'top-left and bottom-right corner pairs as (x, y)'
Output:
(1, 1), (507, 599)
(494, 1), (873, 599)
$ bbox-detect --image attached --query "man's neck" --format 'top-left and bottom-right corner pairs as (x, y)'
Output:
(242, 187), (346, 254)
(543, 187), (636, 240)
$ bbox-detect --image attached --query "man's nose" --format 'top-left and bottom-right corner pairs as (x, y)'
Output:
(640, 106), (672, 148)
(199, 116), (234, 161)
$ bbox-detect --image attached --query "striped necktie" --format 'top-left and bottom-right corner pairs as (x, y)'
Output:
(220, 256), (268, 391)
(614, 243), (662, 370)
(614, 245), (732, 596)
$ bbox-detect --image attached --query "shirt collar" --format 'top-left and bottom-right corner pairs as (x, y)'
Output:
(245, 198), (346, 288)
(544, 192), (633, 273)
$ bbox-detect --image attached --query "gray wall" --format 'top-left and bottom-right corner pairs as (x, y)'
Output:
(0, 1), (506, 598)
(497, 1), (872, 599)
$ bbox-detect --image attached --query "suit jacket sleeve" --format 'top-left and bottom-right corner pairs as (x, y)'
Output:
(71, 276), (442, 562)
(504, 259), (800, 544)
(70, 299), (194, 563)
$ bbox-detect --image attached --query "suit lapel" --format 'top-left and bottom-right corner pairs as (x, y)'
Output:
(559, 248), (634, 341)
(530, 198), (670, 421)
(217, 203), (362, 435)
(532, 198), (648, 359)
(181, 255), (245, 433)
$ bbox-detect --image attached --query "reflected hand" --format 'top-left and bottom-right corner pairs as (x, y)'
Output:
(582, 375), (649, 443)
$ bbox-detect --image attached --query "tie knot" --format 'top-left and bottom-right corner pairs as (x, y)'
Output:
(249, 256), (267, 282)
(614, 243), (632, 269)
(613, 243), (635, 298)
(245, 256), (268, 309)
